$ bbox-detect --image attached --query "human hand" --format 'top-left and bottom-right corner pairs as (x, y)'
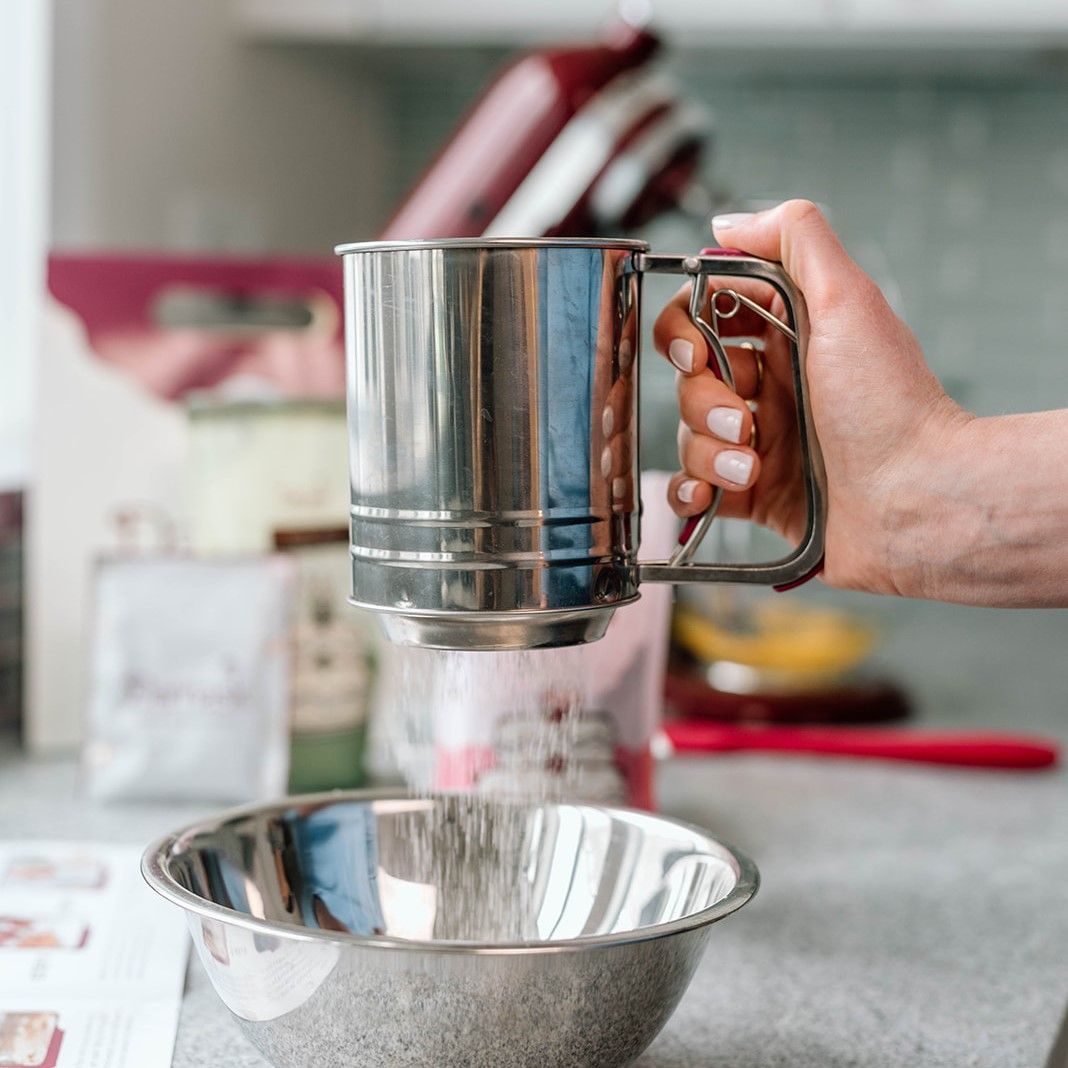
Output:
(655, 200), (969, 598)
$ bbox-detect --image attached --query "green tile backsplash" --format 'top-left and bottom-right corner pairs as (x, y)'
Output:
(382, 50), (1068, 472)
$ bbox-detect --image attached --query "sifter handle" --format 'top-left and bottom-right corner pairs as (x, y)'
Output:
(636, 249), (826, 589)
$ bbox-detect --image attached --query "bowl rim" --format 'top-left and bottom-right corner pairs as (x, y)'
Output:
(141, 789), (759, 956)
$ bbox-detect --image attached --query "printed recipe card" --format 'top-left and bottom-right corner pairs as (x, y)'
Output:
(0, 842), (188, 1068)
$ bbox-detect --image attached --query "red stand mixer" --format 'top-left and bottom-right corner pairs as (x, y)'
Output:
(381, 20), (711, 241)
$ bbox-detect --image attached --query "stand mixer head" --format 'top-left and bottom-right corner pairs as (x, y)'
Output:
(378, 20), (714, 243)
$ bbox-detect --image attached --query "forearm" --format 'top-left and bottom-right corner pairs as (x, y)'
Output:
(889, 410), (1068, 607)
(888, 410), (1068, 610)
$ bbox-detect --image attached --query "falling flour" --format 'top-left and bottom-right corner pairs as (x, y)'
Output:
(388, 646), (594, 802)
(381, 647), (597, 943)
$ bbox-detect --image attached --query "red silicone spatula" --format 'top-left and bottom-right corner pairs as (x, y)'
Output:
(658, 720), (1059, 770)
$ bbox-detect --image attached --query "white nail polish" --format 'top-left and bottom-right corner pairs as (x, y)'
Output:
(677, 479), (699, 504)
(612, 477), (626, 500)
(618, 338), (633, 372)
(706, 406), (743, 443)
(600, 445), (612, 479)
(714, 450), (754, 486)
(711, 212), (754, 232)
(668, 338), (694, 373)
(602, 406), (614, 438)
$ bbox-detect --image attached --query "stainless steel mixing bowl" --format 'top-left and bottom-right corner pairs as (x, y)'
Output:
(142, 791), (758, 1068)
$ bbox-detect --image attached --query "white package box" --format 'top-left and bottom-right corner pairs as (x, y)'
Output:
(83, 555), (295, 803)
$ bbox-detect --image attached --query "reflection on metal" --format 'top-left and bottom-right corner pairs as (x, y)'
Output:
(143, 791), (758, 1068)
(337, 238), (826, 650)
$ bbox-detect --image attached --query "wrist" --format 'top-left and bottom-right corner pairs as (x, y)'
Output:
(887, 407), (1068, 605)
(880, 399), (977, 602)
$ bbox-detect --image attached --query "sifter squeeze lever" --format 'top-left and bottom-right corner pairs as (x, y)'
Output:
(667, 248), (824, 591)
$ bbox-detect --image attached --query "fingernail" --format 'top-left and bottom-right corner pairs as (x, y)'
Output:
(618, 338), (634, 372)
(602, 406), (614, 438)
(601, 445), (612, 479)
(714, 450), (754, 486)
(711, 212), (754, 232)
(677, 479), (700, 504)
(706, 406), (743, 443)
(612, 477), (626, 500)
(668, 338), (694, 373)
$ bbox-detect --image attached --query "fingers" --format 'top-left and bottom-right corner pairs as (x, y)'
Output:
(711, 200), (874, 305)
(599, 430), (633, 483)
(609, 469), (635, 511)
(668, 471), (715, 517)
(653, 296), (766, 398)
(600, 376), (632, 440)
(652, 289), (707, 375)
(601, 399), (636, 511)
(676, 372), (753, 445)
(679, 423), (759, 489)
(667, 468), (754, 520)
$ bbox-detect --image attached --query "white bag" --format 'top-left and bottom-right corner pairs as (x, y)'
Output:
(374, 472), (678, 809)
(83, 556), (295, 803)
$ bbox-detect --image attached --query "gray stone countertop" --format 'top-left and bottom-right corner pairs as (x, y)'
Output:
(2, 602), (1067, 1066)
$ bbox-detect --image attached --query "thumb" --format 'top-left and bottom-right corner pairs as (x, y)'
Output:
(711, 200), (869, 306)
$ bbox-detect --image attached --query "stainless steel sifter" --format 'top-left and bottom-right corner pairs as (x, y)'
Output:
(336, 238), (825, 650)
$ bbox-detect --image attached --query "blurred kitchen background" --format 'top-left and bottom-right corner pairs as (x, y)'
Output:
(3, 0), (1067, 791)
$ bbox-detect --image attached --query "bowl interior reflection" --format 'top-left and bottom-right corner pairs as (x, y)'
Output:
(165, 796), (745, 945)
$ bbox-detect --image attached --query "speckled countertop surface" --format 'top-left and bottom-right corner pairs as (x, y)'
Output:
(3, 602), (1067, 1067)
